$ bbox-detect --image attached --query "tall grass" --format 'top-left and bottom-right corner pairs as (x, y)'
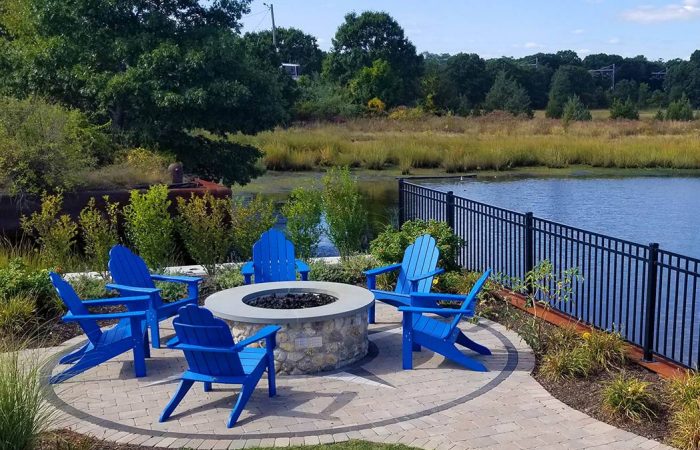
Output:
(0, 339), (54, 450)
(231, 115), (700, 172)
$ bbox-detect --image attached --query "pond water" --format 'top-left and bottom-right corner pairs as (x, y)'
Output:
(422, 176), (700, 259)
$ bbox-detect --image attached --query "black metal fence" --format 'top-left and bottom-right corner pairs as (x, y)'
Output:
(399, 179), (700, 369)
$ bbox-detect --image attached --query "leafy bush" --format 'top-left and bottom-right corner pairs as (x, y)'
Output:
(366, 97), (387, 115)
(68, 275), (110, 300)
(666, 95), (696, 121)
(609, 98), (639, 120)
(309, 255), (379, 286)
(483, 71), (533, 118)
(231, 195), (276, 261)
(21, 192), (78, 270)
(322, 167), (368, 258)
(83, 147), (173, 189)
(388, 106), (426, 120)
(671, 400), (700, 450)
(667, 371), (700, 409)
(0, 296), (36, 336)
(602, 373), (656, 422)
(436, 270), (494, 298)
(582, 329), (626, 372)
(282, 187), (323, 260)
(370, 219), (462, 270)
(177, 192), (234, 276)
(123, 185), (175, 269)
(79, 197), (120, 276)
(211, 266), (244, 291)
(293, 76), (362, 121)
(0, 260), (58, 319)
(0, 96), (111, 198)
(154, 275), (188, 303)
(0, 340), (54, 450)
(539, 345), (592, 381)
(561, 95), (592, 123)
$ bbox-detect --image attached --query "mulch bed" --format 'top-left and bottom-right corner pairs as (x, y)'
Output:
(478, 296), (674, 445)
(38, 429), (152, 450)
(244, 292), (337, 309)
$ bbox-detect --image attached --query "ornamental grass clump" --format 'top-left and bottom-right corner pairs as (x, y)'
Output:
(667, 371), (700, 449)
(602, 373), (656, 422)
(539, 345), (592, 382)
(582, 328), (626, 372)
(0, 339), (54, 450)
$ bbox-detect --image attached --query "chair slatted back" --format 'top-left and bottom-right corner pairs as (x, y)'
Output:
(109, 245), (160, 303)
(395, 235), (440, 295)
(173, 305), (244, 376)
(252, 229), (297, 283)
(49, 272), (103, 343)
(448, 269), (491, 331)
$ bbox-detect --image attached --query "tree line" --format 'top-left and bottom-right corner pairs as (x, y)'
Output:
(1, 1), (699, 186)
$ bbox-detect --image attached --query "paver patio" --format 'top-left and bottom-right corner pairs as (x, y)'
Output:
(44, 302), (671, 449)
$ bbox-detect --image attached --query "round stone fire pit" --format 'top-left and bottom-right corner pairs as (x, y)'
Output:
(205, 281), (374, 375)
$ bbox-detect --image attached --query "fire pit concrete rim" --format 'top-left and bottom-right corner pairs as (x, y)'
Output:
(204, 281), (375, 324)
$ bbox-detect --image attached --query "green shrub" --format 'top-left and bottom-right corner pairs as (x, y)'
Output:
(309, 255), (379, 286)
(667, 371), (700, 409)
(583, 329), (626, 372)
(0, 296), (36, 336)
(671, 400), (700, 450)
(0, 96), (110, 198)
(20, 192), (78, 270)
(123, 185), (175, 270)
(0, 340), (54, 450)
(322, 167), (368, 258)
(546, 324), (583, 353)
(561, 95), (592, 123)
(282, 187), (323, 260)
(602, 373), (656, 422)
(609, 98), (639, 120)
(293, 76), (362, 121)
(154, 275), (189, 303)
(68, 275), (110, 300)
(666, 94), (696, 121)
(0, 259), (58, 320)
(177, 192), (234, 276)
(370, 219), (462, 271)
(79, 196), (120, 276)
(231, 195), (276, 261)
(211, 266), (244, 291)
(539, 345), (592, 381)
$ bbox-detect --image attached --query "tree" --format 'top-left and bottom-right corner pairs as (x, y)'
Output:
(0, 0), (295, 185)
(483, 71), (533, 118)
(665, 94), (695, 121)
(665, 55), (700, 108)
(546, 65), (596, 118)
(433, 53), (491, 114)
(243, 27), (323, 75)
(609, 98), (639, 120)
(348, 59), (402, 106)
(561, 95), (592, 123)
(487, 57), (552, 109)
(323, 11), (423, 105)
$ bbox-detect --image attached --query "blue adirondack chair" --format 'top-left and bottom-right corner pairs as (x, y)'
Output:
(107, 245), (202, 349)
(49, 272), (151, 384)
(241, 229), (310, 284)
(159, 305), (281, 428)
(364, 234), (444, 323)
(400, 269), (492, 372)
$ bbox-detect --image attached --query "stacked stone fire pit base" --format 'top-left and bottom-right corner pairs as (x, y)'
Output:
(205, 281), (374, 375)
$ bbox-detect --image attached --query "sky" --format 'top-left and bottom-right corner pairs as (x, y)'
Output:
(240, 0), (700, 61)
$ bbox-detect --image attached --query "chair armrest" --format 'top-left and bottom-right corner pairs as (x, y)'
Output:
(241, 262), (254, 275)
(169, 343), (238, 353)
(62, 310), (146, 322)
(106, 284), (161, 294)
(151, 274), (202, 284)
(364, 264), (402, 277)
(234, 325), (282, 349)
(82, 296), (151, 307)
(399, 306), (472, 316)
(407, 268), (445, 282)
(410, 292), (470, 303)
(295, 260), (310, 272)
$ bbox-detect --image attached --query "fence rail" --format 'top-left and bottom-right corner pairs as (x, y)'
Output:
(399, 179), (700, 369)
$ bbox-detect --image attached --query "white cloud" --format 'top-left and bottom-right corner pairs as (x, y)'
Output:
(523, 42), (544, 49)
(622, 0), (700, 23)
(608, 37), (621, 44)
(572, 28), (585, 34)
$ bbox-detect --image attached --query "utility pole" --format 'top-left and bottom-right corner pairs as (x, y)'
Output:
(264, 3), (277, 51)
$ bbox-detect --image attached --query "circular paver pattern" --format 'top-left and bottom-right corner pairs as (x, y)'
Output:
(45, 303), (671, 449)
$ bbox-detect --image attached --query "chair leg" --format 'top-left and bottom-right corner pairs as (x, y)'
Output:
(455, 331), (492, 355)
(159, 379), (195, 423)
(441, 345), (488, 372)
(49, 356), (100, 384)
(203, 382), (212, 392)
(132, 339), (147, 378)
(59, 343), (89, 364)
(267, 355), (277, 397)
(150, 318), (161, 349)
(143, 331), (151, 359)
(412, 343), (422, 352)
(368, 303), (375, 324)
(227, 383), (256, 428)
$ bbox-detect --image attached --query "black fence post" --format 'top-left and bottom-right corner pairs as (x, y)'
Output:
(398, 178), (405, 226)
(446, 190), (455, 230)
(643, 242), (660, 362)
(524, 212), (535, 292)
